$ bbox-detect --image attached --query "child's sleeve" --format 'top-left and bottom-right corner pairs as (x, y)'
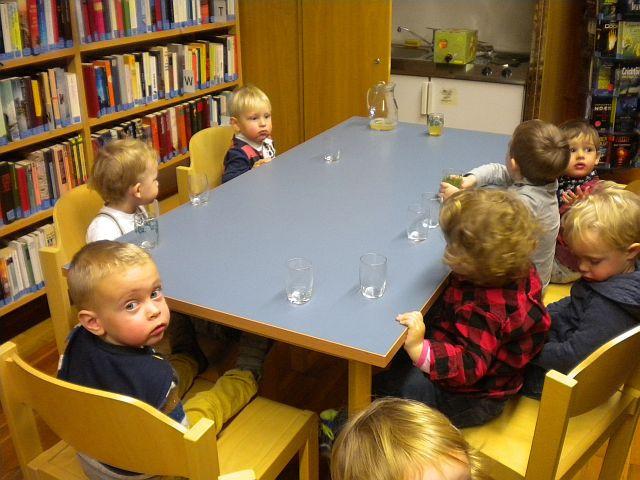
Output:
(86, 215), (125, 243)
(467, 163), (512, 187)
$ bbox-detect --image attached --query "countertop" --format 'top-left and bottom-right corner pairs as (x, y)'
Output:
(391, 47), (529, 86)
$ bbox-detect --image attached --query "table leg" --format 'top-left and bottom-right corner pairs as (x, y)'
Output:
(348, 360), (372, 415)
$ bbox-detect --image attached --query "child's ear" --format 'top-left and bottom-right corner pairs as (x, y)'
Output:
(626, 242), (640, 261)
(131, 182), (143, 199)
(508, 157), (521, 176)
(77, 309), (106, 337)
(230, 116), (241, 133)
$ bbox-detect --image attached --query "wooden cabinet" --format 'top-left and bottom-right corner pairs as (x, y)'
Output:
(0, 3), (242, 332)
(239, 0), (390, 152)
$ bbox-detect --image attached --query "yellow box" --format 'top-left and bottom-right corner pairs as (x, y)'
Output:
(434, 29), (478, 65)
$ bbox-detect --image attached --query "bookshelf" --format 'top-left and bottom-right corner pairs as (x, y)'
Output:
(587, 0), (640, 175)
(0, 0), (241, 324)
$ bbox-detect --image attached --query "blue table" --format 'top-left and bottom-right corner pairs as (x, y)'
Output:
(148, 117), (510, 412)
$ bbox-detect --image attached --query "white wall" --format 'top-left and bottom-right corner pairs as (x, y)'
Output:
(392, 0), (535, 54)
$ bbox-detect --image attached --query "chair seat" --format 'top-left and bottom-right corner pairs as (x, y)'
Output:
(218, 397), (315, 480)
(543, 283), (572, 305)
(463, 391), (635, 479)
(28, 441), (87, 480)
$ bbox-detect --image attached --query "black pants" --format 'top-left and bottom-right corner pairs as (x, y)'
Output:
(373, 350), (507, 428)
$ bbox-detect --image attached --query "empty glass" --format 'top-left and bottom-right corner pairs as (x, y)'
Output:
(134, 199), (159, 249)
(421, 192), (441, 228)
(286, 257), (314, 305)
(442, 168), (463, 188)
(427, 112), (444, 136)
(323, 135), (341, 164)
(360, 253), (387, 299)
(406, 203), (429, 242)
(188, 172), (210, 206)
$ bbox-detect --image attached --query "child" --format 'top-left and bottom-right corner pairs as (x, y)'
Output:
(440, 119), (570, 287)
(222, 85), (276, 183)
(523, 185), (640, 398)
(331, 398), (483, 480)
(86, 138), (159, 243)
(551, 120), (601, 283)
(58, 241), (258, 479)
(375, 189), (551, 428)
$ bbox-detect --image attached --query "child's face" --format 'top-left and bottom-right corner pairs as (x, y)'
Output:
(570, 232), (638, 282)
(565, 134), (599, 178)
(137, 161), (159, 205)
(233, 105), (272, 144)
(86, 261), (170, 347)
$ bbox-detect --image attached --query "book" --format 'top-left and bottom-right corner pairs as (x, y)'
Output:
(26, 0), (39, 51)
(0, 161), (16, 223)
(607, 133), (637, 168)
(617, 21), (640, 59)
(53, 67), (69, 126)
(597, 20), (618, 57)
(30, 78), (44, 131)
(616, 64), (640, 95)
(17, 0), (31, 55)
(14, 162), (31, 216)
(0, 2), (14, 58)
(11, 77), (29, 137)
(81, 63), (100, 117)
(8, 1), (23, 55)
(620, 0), (640, 16)
(37, 71), (54, 130)
(0, 78), (20, 140)
(613, 95), (639, 132)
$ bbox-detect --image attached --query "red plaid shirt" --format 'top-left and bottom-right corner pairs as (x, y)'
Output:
(425, 266), (550, 399)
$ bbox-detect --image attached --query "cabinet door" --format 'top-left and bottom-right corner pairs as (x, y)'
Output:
(429, 77), (524, 135)
(392, 74), (429, 126)
(302, 0), (391, 139)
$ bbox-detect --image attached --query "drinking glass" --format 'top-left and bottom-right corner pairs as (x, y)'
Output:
(359, 253), (387, 299)
(427, 112), (444, 136)
(421, 191), (441, 228)
(442, 168), (463, 188)
(286, 257), (314, 305)
(406, 203), (429, 242)
(134, 199), (159, 249)
(323, 135), (341, 163)
(188, 172), (210, 206)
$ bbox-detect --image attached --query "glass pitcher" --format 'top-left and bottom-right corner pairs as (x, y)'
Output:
(367, 81), (398, 131)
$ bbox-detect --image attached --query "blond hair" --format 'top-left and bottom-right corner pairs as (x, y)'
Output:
(229, 84), (271, 117)
(89, 138), (158, 204)
(563, 182), (640, 251)
(68, 241), (153, 310)
(440, 189), (538, 287)
(559, 119), (600, 148)
(509, 119), (569, 184)
(331, 398), (485, 480)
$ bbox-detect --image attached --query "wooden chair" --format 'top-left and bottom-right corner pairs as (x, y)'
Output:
(39, 184), (103, 353)
(0, 341), (319, 480)
(625, 179), (640, 194)
(463, 324), (640, 480)
(543, 283), (572, 306)
(177, 126), (235, 204)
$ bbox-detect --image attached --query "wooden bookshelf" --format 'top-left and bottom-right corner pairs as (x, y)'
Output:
(0, 0), (242, 328)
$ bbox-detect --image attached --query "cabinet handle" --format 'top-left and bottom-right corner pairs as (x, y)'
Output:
(421, 81), (430, 116)
(374, 58), (381, 64)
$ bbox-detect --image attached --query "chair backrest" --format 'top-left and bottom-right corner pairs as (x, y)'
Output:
(0, 341), (221, 480)
(527, 323), (640, 478)
(177, 126), (235, 204)
(625, 179), (640, 194)
(39, 184), (103, 353)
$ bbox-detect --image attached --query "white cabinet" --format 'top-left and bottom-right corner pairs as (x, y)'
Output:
(391, 74), (525, 135)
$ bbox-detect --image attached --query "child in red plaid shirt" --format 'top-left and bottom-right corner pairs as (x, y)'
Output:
(374, 189), (551, 428)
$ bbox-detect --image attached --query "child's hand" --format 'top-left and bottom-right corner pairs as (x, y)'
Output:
(561, 185), (589, 206)
(440, 182), (460, 200)
(461, 174), (476, 189)
(396, 311), (425, 362)
(253, 157), (273, 169)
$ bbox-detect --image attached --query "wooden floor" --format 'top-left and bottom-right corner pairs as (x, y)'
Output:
(2, 320), (640, 480)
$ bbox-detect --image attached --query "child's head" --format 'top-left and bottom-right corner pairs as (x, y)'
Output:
(508, 119), (570, 185)
(440, 189), (538, 287)
(68, 240), (170, 347)
(559, 119), (600, 179)
(89, 138), (159, 207)
(563, 183), (640, 282)
(230, 85), (272, 145)
(331, 398), (481, 480)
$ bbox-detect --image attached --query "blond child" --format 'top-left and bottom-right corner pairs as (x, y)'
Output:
(374, 189), (551, 428)
(58, 241), (257, 480)
(222, 84), (275, 183)
(331, 398), (484, 480)
(523, 184), (640, 397)
(551, 120), (601, 283)
(86, 138), (159, 243)
(440, 119), (570, 287)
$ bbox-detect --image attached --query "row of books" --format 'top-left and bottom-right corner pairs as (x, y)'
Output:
(596, 20), (640, 58)
(589, 95), (639, 132)
(592, 61), (640, 95)
(90, 92), (231, 161)
(0, 68), (81, 146)
(0, 0), (72, 60)
(82, 36), (236, 118)
(598, 0), (640, 20)
(597, 133), (639, 169)
(75, 0), (235, 43)
(0, 134), (87, 225)
(0, 222), (56, 306)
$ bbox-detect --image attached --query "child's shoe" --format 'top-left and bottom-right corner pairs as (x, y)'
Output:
(235, 333), (272, 382)
(168, 312), (208, 374)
